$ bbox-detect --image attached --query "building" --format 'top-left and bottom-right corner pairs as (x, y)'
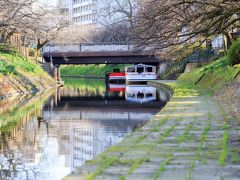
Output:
(58, 0), (105, 26)
(57, 0), (132, 26)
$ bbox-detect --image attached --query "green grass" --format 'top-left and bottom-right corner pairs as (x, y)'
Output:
(153, 154), (173, 180)
(61, 64), (127, 77)
(0, 51), (46, 76)
(186, 120), (211, 180)
(178, 57), (240, 92)
(177, 122), (194, 143)
(219, 121), (229, 167)
(128, 157), (149, 175)
(119, 176), (126, 180)
(86, 155), (118, 180)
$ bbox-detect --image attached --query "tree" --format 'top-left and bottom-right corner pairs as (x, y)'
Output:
(100, 0), (138, 28)
(52, 25), (96, 43)
(134, 0), (240, 53)
(0, 0), (68, 53)
(90, 22), (131, 43)
(96, 0), (138, 42)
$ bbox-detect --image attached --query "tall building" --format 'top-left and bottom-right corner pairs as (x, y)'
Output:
(58, 0), (105, 26)
(71, 0), (99, 25)
(58, 0), (70, 14)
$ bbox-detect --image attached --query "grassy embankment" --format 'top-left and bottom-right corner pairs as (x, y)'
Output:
(178, 56), (240, 92)
(61, 64), (126, 77)
(0, 51), (55, 97)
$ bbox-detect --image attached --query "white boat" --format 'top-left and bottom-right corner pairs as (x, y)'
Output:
(125, 64), (157, 82)
(125, 85), (157, 103)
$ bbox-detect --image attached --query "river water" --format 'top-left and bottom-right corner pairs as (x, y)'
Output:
(0, 78), (169, 180)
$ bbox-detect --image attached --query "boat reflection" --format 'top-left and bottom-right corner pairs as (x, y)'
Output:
(125, 85), (157, 103)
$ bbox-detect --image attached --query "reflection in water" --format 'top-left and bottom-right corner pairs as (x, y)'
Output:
(0, 78), (170, 180)
(126, 85), (157, 103)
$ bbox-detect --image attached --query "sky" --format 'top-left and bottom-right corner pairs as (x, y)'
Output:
(38, 0), (57, 7)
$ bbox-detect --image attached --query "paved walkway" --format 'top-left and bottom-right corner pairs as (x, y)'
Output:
(66, 81), (240, 180)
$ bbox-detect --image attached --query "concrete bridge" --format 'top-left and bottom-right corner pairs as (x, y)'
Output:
(42, 42), (161, 65)
(41, 42), (166, 81)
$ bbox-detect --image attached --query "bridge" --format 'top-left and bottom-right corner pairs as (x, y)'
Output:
(41, 42), (167, 81)
(42, 42), (161, 65)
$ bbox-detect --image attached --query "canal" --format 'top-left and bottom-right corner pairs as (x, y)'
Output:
(0, 78), (170, 180)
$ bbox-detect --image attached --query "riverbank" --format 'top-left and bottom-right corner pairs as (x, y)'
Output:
(61, 64), (126, 77)
(0, 88), (54, 133)
(65, 54), (240, 179)
(178, 56), (240, 117)
(0, 52), (56, 98)
(65, 76), (240, 179)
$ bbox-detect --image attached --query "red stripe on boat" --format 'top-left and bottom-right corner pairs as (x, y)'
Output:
(109, 72), (126, 77)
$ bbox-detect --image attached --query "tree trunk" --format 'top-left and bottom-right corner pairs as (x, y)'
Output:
(223, 31), (233, 52)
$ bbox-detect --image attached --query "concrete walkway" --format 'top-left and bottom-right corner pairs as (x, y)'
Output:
(65, 81), (240, 180)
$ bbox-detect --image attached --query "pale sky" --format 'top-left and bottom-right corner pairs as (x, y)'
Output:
(38, 0), (57, 7)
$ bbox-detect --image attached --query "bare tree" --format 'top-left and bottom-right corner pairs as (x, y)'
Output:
(90, 22), (131, 43)
(53, 25), (96, 43)
(0, 0), (68, 52)
(96, 0), (138, 43)
(134, 0), (240, 54)
(100, 0), (138, 28)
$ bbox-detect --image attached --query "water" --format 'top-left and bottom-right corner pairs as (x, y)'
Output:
(0, 78), (169, 180)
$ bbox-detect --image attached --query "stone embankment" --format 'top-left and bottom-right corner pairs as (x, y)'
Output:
(65, 80), (240, 180)
(0, 75), (55, 99)
(0, 52), (56, 99)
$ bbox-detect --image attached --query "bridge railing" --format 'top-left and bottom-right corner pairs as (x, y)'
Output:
(42, 42), (154, 53)
(42, 43), (136, 53)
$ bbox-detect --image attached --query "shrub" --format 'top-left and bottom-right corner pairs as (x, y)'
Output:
(0, 60), (16, 75)
(227, 39), (240, 65)
(0, 43), (15, 53)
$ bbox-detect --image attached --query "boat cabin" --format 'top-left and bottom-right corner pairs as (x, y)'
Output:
(125, 64), (157, 82)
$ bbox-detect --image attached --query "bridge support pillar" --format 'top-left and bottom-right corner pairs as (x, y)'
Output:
(157, 62), (167, 78)
(53, 65), (61, 82)
(57, 65), (61, 81)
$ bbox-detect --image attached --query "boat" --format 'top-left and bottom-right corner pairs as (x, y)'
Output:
(125, 64), (157, 82)
(107, 68), (125, 82)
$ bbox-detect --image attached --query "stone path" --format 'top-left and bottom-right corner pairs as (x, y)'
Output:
(65, 81), (240, 180)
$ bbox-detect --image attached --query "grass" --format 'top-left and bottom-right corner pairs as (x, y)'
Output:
(127, 118), (181, 175)
(61, 64), (127, 77)
(119, 176), (126, 180)
(218, 121), (229, 166)
(186, 119), (211, 180)
(0, 51), (47, 76)
(153, 154), (173, 180)
(86, 155), (118, 180)
(178, 57), (240, 92)
(177, 122), (194, 143)
(0, 51), (54, 96)
(157, 118), (181, 144)
(83, 116), (170, 179)
(128, 157), (149, 175)
(231, 148), (240, 163)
